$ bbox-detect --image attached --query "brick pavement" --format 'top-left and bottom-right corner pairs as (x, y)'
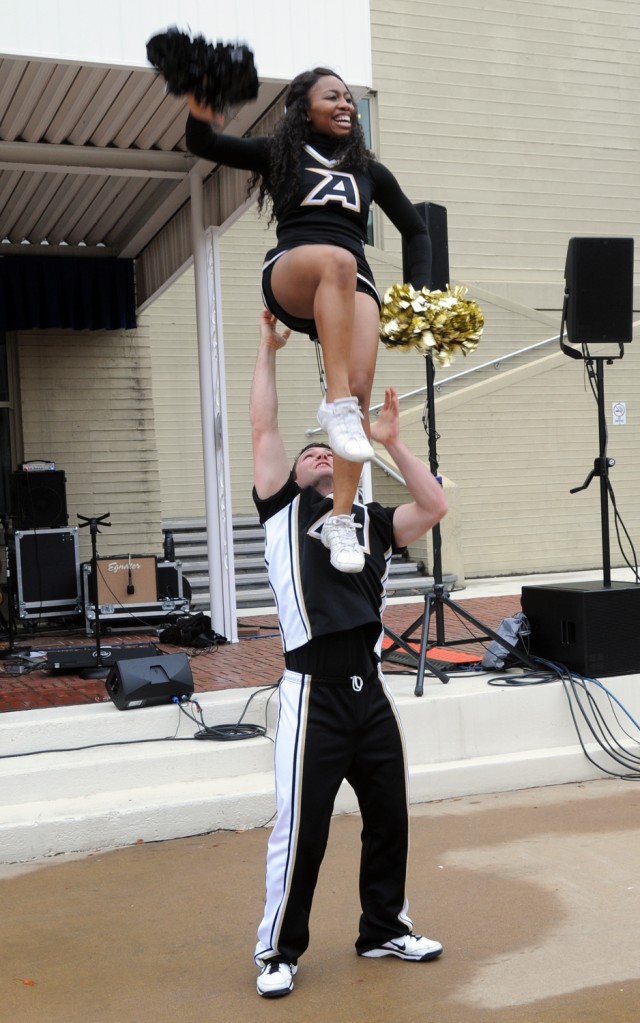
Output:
(0, 595), (522, 714)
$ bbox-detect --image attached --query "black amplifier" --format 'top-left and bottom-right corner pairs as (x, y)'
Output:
(46, 643), (160, 673)
(82, 559), (189, 635)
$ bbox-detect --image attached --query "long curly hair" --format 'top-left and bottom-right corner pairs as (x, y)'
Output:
(250, 67), (373, 224)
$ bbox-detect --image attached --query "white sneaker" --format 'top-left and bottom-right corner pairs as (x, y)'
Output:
(321, 514), (365, 573)
(359, 932), (443, 961)
(256, 960), (298, 998)
(317, 397), (374, 463)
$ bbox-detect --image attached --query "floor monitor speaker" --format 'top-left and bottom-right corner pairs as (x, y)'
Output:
(521, 582), (640, 677)
(105, 652), (193, 710)
(11, 470), (68, 529)
(564, 237), (633, 344)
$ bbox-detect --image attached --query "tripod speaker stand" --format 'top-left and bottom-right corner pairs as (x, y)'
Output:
(383, 201), (538, 694)
(382, 343), (538, 693)
(0, 513), (30, 660)
(77, 511), (112, 679)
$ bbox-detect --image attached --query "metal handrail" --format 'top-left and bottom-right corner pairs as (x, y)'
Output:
(371, 333), (561, 411)
(371, 454), (405, 486)
(306, 332), (561, 436)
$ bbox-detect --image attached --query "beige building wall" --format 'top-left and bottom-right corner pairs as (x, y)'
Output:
(143, 271), (204, 519)
(371, 0), (640, 308)
(17, 326), (162, 565)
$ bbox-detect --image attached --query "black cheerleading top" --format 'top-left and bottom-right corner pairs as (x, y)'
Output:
(186, 115), (432, 289)
(253, 473), (402, 675)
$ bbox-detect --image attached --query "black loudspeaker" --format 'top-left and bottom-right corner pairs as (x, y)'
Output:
(105, 652), (194, 710)
(11, 470), (68, 529)
(564, 237), (634, 344)
(521, 582), (640, 677)
(402, 201), (450, 291)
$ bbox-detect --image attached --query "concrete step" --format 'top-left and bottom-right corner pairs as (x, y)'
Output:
(192, 588), (274, 607)
(3, 670), (639, 863)
(167, 518), (438, 612)
(192, 576), (451, 610)
(233, 556), (272, 571)
(177, 541), (267, 558)
(0, 735), (274, 806)
(164, 516), (260, 531)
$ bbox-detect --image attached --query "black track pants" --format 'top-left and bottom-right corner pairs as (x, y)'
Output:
(255, 668), (412, 965)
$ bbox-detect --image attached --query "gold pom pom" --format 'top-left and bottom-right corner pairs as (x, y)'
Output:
(379, 283), (484, 367)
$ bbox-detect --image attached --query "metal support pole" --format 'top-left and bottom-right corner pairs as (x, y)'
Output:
(190, 173), (238, 642)
(595, 359), (612, 587)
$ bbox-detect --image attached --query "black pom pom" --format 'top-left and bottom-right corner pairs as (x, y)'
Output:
(146, 28), (259, 111)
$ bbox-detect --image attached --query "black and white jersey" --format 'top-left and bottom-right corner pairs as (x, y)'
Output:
(253, 474), (399, 654)
(270, 137), (377, 260)
(185, 117), (431, 288)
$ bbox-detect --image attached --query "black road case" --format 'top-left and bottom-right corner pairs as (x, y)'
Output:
(14, 527), (81, 620)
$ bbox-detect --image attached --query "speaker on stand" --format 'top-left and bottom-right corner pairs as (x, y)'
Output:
(523, 236), (636, 676)
(385, 200), (537, 692)
(401, 201), (450, 293)
(564, 237), (634, 345)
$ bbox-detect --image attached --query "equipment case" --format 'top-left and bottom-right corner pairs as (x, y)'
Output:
(82, 559), (188, 635)
(14, 527), (81, 620)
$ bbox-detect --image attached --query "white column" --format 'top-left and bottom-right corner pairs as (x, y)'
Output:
(190, 173), (238, 643)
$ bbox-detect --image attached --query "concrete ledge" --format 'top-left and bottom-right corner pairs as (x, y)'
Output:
(2, 668), (639, 863)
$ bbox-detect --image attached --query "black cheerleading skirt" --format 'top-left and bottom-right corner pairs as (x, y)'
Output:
(261, 246), (381, 340)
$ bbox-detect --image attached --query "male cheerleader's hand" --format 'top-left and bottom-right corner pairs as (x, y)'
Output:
(186, 93), (225, 128)
(370, 387), (401, 448)
(259, 310), (291, 352)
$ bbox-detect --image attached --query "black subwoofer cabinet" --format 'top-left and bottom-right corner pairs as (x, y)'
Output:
(521, 582), (640, 677)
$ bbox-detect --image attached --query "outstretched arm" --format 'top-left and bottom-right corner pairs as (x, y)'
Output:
(250, 311), (292, 499)
(371, 162), (432, 290)
(371, 387), (448, 546)
(184, 97), (271, 171)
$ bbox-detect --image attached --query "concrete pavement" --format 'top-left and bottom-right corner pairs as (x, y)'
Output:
(2, 778), (639, 1023)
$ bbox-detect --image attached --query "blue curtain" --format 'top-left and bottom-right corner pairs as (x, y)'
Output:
(0, 255), (136, 330)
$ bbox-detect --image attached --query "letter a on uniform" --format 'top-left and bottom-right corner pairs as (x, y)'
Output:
(302, 169), (361, 211)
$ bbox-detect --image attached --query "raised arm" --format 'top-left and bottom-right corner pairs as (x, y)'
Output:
(250, 311), (292, 499)
(370, 387), (448, 547)
(184, 97), (271, 173)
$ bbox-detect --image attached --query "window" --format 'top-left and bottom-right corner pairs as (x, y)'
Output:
(357, 95), (376, 246)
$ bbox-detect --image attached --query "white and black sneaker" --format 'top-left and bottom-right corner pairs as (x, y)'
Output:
(317, 396), (374, 463)
(256, 960), (298, 998)
(359, 932), (443, 962)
